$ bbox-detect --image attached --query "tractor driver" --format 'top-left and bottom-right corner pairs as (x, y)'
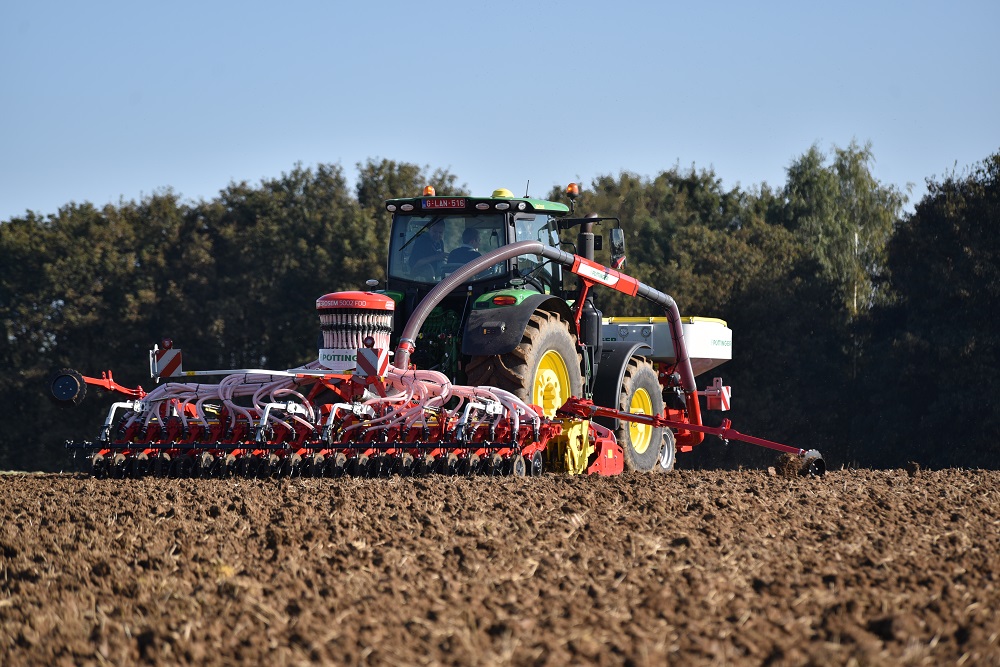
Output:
(447, 227), (481, 265)
(409, 222), (446, 279)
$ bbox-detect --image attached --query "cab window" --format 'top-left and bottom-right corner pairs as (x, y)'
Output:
(388, 213), (506, 283)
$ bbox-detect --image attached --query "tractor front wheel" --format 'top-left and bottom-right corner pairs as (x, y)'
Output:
(616, 357), (666, 472)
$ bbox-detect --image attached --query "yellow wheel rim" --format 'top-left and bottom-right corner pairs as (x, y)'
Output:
(534, 350), (571, 417)
(628, 387), (654, 454)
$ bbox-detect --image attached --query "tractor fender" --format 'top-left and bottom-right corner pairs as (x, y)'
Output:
(592, 341), (654, 431)
(461, 294), (576, 357)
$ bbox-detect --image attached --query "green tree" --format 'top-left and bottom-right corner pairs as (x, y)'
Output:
(191, 163), (378, 369)
(551, 167), (747, 319)
(858, 150), (1000, 467)
(783, 142), (907, 319)
(0, 198), (184, 470)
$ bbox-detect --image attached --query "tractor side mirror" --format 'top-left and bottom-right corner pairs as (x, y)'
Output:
(609, 227), (626, 269)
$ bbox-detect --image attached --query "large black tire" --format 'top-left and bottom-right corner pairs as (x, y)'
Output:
(465, 310), (583, 417)
(615, 357), (665, 472)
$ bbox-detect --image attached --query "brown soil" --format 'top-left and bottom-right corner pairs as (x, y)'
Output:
(2, 470), (998, 666)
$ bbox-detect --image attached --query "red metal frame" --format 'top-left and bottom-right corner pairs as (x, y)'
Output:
(558, 397), (809, 457)
(82, 371), (146, 398)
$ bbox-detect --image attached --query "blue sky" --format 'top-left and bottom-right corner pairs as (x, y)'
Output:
(2, 1), (997, 221)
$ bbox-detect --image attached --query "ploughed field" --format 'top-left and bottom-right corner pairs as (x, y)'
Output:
(2, 469), (998, 666)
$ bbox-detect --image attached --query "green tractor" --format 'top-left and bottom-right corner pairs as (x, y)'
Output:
(380, 185), (688, 472)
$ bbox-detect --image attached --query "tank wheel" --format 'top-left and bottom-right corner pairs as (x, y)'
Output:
(465, 310), (583, 417)
(615, 357), (666, 472)
(91, 453), (109, 479)
(528, 450), (544, 476)
(657, 429), (677, 472)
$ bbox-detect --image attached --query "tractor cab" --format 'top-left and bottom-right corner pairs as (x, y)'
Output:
(382, 188), (572, 378)
(385, 187), (569, 294)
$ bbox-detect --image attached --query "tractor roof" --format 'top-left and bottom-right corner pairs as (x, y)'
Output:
(385, 190), (571, 216)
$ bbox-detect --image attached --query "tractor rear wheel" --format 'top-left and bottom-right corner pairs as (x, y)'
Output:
(465, 310), (582, 417)
(615, 357), (665, 472)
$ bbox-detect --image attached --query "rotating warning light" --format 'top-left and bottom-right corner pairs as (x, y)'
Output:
(423, 185), (436, 196)
(566, 182), (580, 199)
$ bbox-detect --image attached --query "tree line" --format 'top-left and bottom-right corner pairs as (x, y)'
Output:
(1, 147), (997, 471)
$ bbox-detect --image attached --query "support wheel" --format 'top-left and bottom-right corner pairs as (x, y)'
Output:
(528, 450), (544, 476)
(48, 368), (87, 407)
(615, 357), (665, 472)
(801, 450), (826, 476)
(504, 454), (527, 477)
(236, 455), (257, 478)
(657, 429), (676, 472)
(171, 455), (193, 478)
(465, 310), (583, 417)
(258, 454), (280, 478)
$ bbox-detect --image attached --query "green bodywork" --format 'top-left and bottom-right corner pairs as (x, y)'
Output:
(473, 288), (539, 309)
